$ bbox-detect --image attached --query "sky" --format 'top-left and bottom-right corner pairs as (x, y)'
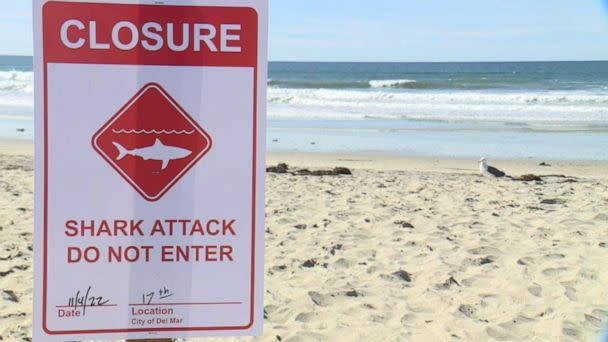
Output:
(1, 0), (608, 62)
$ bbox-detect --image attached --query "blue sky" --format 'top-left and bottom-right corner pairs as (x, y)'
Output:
(1, 0), (608, 61)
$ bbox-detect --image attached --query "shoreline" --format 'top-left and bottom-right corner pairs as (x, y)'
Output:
(1, 140), (607, 179)
(0, 139), (32, 155)
(268, 152), (608, 179)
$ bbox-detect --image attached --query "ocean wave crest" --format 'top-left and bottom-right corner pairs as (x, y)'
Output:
(0, 114), (33, 121)
(0, 71), (34, 95)
(369, 79), (417, 88)
(268, 78), (432, 89)
(268, 88), (608, 106)
(268, 79), (369, 89)
(266, 78), (565, 90)
(267, 88), (608, 123)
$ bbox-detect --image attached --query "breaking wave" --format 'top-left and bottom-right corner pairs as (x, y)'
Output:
(369, 79), (417, 88)
(268, 79), (370, 89)
(267, 78), (423, 89)
(0, 71), (33, 113)
(267, 87), (608, 124)
(0, 71), (33, 95)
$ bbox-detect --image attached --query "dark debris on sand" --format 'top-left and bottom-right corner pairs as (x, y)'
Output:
(541, 198), (566, 205)
(474, 256), (494, 265)
(511, 173), (578, 184)
(2, 290), (18, 303)
(266, 163), (352, 176)
(394, 220), (414, 229)
(266, 163), (289, 174)
(512, 174), (543, 182)
(344, 289), (361, 297)
(302, 259), (317, 268)
(435, 276), (461, 290)
(391, 270), (412, 282)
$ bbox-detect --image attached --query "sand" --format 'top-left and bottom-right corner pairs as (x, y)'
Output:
(0, 141), (34, 341)
(2, 144), (608, 341)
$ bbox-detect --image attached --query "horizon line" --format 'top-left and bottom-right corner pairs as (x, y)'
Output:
(269, 59), (608, 64)
(1, 54), (607, 64)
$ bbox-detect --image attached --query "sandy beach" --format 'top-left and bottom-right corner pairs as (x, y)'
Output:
(1, 143), (608, 341)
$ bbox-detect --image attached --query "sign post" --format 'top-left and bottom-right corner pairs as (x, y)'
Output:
(33, 0), (267, 340)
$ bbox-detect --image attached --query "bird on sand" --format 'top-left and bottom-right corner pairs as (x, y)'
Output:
(479, 157), (507, 178)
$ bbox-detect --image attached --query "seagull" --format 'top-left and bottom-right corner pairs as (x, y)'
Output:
(479, 157), (507, 178)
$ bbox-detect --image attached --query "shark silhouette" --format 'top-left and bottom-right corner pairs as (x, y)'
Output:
(112, 138), (192, 170)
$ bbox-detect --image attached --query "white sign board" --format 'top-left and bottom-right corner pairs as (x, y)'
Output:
(33, 0), (267, 340)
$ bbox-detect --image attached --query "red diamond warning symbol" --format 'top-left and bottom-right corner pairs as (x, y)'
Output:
(92, 83), (212, 201)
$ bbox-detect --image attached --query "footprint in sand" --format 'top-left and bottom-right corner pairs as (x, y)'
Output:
(265, 305), (296, 324)
(407, 301), (438, 314)
(593, 213), (608, 221)
(294, 312), (317, 323)
(486, 326), (514, 341)
(457, 304), (477, 318)
(370, 314), (387, 323)
(462, 256), (495, 267)
(564, 286), (577, 301)
(543, 253), (565, 260)
(308, 291), (332, 307)
(468, 246), (501, 255)
(517, 257), (535, 266)
(592, 308), (608, 318)
(460, 276), (483, 287)
(582, 314), (603, 329)
(562, 321), (582, 339)
(577, 268), (597, 280)
(332, 258), (352, 269)
(528, 284), (542, 297)
(284, 331), (327, 342)
(400, 313), (416, 326)
(541, 267), (569, 276)
(498, 314), (536, 333)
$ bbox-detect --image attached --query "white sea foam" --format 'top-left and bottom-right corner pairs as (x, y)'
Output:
(369, 79), (417, 88)
(0, 114), (33, 121)
(267, 88), (608, 124)
(0, 71), (34, 114)
(268, 88), (608, 106)
(0, 96), (33, 108)
(0, 71), (34, 95)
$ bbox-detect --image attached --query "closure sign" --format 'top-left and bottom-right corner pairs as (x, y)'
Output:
(33, 0), (267, 340)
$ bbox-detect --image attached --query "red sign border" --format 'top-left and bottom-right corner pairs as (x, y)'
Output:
(91, 82), (213, 202)
(41, 2), (259, 336)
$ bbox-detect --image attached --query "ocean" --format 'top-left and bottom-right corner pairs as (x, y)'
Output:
(2, 56), (608, 160)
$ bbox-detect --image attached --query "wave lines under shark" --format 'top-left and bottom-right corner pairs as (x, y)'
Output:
(112, 129), (195, 135)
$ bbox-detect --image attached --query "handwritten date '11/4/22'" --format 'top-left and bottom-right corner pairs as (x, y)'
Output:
(142, 286), (174, 305)
(66, 286), (110, 316)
